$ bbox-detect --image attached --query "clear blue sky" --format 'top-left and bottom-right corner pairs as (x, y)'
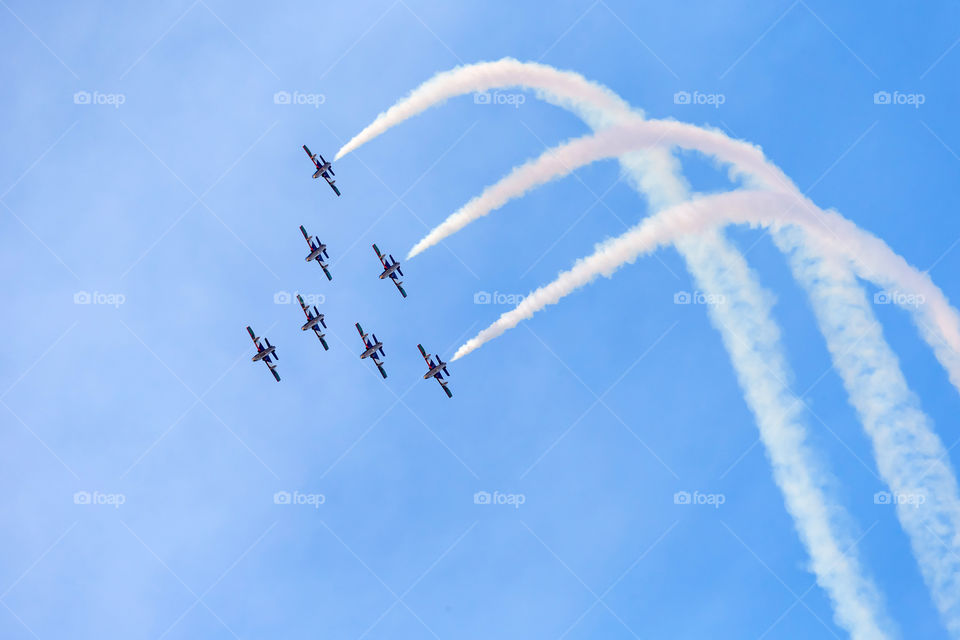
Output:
(2, 1), (959, 638)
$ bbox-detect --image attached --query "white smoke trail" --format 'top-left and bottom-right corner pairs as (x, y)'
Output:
(405, 121), (789, 258)
(447, 166), (960, 633)
(335, 58), (633, 160)
(338, 63), (896, 638)
(428, 121), (960, 396)
(776, 227), (960, 636)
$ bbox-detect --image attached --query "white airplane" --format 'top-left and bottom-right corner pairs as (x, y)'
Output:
(297, 294), (328, 351)
(418, 343), (452, 398)
(302, 144), (341, 196)
(300, 225), (332, 280)
(373, 243), (406, 298)
(247, 326), (280, 381)
(356, 322), (387, 378)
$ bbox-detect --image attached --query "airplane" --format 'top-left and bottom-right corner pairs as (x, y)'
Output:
(372, 243), (407, 298)
(302, 144), (341, 196)
(297, 294), (328, 350)
(356, 322), (387, 378)
(300, 225), (332, 280)
(247, 326), (280, 381)
(418, 344), (452, 398)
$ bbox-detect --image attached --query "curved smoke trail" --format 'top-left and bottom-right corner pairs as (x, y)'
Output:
(335, 58), (633, 160)
(430, 118), (960, 633)
(418, 121), (960, 394)
(338, 61), (895, 638)
(405, 121), (788, 258)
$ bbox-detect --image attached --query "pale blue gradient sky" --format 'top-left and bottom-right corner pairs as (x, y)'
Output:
(2, 1), (960, 638)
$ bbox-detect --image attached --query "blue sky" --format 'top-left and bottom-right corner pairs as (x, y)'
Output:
(2, 1), (960, 638)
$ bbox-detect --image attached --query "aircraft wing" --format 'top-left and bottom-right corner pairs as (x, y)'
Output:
(270, 367), (281, 382)
(440, 382), (452, 398)
(302, 144), (320, 169)
(246, 326), (263, 351)
(375, 362), (388, 379)
(417, 344), (431, 364)
(327, 180), (341, 197)
(297, 294), (311, 316)
(300, 225), (313, 247)
(355, 323), (367, 340)
(372, 243), (389, 267)
(321, 264), (333, 281)
(394, 280), (408, 298)
(318, 334), (329, 351)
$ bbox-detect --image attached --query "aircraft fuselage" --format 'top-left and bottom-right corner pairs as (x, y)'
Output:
(361, 344), (382, 360)
(252, 346), (275, 362)
(307, 246), (327, 262)
(302, 316), (324, 332)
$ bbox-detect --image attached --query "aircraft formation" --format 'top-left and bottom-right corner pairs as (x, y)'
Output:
(246, 145), (452, 398)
